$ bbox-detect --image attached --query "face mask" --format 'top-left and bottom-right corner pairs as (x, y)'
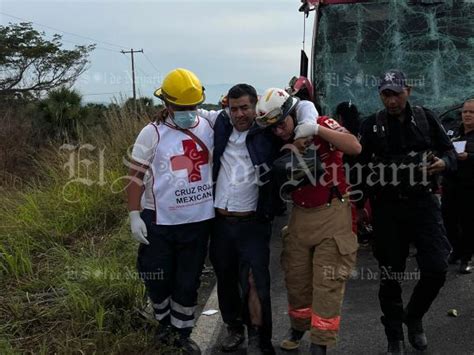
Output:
(172, 110), (197, 129)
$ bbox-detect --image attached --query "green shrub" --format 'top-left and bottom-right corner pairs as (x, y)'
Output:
(0, 107), (165, 353)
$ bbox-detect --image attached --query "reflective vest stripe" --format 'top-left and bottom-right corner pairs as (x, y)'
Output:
(311, 312), (341, 331)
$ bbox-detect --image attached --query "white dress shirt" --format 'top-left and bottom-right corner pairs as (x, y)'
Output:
(214, 128), (259, 212)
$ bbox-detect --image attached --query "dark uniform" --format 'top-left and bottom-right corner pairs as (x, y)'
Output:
(442, 125), (474, 269)
(358, 102), (456, 344)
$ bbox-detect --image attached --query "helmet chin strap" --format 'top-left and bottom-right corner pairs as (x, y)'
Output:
(291, 114), (297, 129)
(290, 115), (299, 141)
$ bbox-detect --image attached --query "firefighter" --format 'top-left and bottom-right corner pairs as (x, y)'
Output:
(126, 68), (214, 354)
(255, 88), (361, 355)
(357, 70), (456, 353)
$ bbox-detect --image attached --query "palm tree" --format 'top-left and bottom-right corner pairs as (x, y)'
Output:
(38, 87), (82, 142)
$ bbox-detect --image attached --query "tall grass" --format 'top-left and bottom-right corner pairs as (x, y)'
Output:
(0, 104), (165, 354)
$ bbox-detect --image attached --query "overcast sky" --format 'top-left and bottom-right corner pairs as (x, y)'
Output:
(1, 0), (315, 104)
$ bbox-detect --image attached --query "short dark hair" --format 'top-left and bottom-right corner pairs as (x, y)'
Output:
(227, 84), (258, 105)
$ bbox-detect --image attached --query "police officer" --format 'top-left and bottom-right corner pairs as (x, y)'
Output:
(357, 70), (456, 354)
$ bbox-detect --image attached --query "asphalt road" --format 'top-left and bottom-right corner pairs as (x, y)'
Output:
(207, 212), (474, 354)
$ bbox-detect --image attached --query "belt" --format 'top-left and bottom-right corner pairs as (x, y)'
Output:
(216, 212), (257, 224)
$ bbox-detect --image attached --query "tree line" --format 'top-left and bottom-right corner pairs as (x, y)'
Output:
(0, 22), (218, 182)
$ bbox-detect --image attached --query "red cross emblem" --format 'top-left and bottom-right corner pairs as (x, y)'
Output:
(171, 139), (209, 182)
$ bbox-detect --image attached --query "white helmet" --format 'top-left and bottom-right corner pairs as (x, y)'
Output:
(256, 88), (299, 128)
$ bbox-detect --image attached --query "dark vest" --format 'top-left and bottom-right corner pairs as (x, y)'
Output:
(374, 105), (432, 155)
(370, 105), (437, 193)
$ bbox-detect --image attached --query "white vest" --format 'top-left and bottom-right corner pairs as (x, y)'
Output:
(150, 118), (215, 225)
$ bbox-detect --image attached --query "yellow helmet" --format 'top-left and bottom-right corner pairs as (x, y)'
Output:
(154, 68), (205, 106)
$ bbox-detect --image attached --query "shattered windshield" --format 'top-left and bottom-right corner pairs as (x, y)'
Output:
(312, 0), (474, 118)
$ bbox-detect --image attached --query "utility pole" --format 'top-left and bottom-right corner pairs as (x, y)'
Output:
(121, 48), (143, 101)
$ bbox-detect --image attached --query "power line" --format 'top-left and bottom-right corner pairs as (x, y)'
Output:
(1, 12), (144, 102)
(121, 49), (143, 101)
(143, 52), (161, 76)
(2, 16), (123, 53)
(120, 53), (152, 95)
(93, 47), (122, 53)
(136, 65), (152, 81)
(119, 51), (131, 65)
(0, 11), (129, 50)
(59, 38), (121, 53)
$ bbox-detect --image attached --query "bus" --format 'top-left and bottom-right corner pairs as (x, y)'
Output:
(300, 0), (473, 121)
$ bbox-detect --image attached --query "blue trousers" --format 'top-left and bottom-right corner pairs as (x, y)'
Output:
(137, 209), (210, 337)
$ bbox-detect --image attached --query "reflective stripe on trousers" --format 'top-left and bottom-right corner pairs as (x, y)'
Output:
(311, 312), (341, 331)
(170, 299), (196, 329)
(289, 306), (341, 331)
(153, 297), (170, 321)
(288, 305), (312, 320)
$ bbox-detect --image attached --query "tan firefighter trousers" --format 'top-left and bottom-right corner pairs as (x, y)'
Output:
(281, 198), (358, 346)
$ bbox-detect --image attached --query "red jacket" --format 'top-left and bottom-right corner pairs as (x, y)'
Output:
(291, 116), (350, 208)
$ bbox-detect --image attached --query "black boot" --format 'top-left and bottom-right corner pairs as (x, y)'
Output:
(310, 343), (327, 355)
(279, 327), (305, 350)
(154, 323), (175, 346)
(259, 337), (275, 355)
(403, 317), (427, 351)
(221, 326), (245, 352)
(247, 326), (275, 355)
(387, 340), (406, 354)
(247, 326), (261, 355)
(381, 316), (404, 346)
(176, 336), (201, 355)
